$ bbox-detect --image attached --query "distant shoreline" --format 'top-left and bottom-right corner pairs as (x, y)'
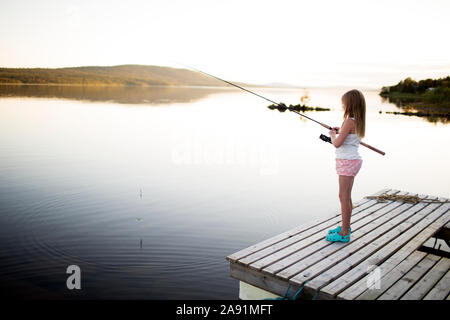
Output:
(0, 65), (383, 90)
(0, 64), (301, 89)
(0, 82), (239, 89)
(0, 64), (246, 88)
(0, 83), (296, 91)
(0, 82), (380, 91)
(380, 76), (450, 109)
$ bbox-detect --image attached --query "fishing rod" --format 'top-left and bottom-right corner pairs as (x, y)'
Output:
(181, 64), (385, 156)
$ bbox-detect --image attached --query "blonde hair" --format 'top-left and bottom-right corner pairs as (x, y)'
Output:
(342, 89), (366, 138)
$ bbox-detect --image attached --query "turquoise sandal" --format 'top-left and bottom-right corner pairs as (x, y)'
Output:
(328, 226), (351, 234)
(325, 231), (351, 242)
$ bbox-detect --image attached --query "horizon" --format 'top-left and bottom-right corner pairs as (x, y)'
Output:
(1, 0), (450, 88)
(0, 63), (398, 89)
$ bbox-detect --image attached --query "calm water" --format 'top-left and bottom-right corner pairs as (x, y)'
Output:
(0, 85), (449, 299)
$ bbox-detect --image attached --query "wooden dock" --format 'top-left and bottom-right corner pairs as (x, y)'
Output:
(226, 189), (450, 300)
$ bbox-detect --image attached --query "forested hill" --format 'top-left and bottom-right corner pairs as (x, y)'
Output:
(0, 65), (238, 87)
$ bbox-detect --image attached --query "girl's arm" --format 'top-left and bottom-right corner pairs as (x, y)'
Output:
(329, 118), (354, 148)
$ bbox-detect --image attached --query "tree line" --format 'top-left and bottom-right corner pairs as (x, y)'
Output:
(380, 76), (450, 105)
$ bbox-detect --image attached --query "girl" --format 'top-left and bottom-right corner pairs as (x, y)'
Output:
(326, 89), (366, 243)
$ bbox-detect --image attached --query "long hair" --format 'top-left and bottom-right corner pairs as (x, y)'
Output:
(342, 89), (366, 138)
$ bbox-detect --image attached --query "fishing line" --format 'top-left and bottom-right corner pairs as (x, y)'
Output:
(177, 62), (330, 128)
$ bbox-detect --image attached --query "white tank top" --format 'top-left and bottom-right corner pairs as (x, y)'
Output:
(335, 118), (361, 160)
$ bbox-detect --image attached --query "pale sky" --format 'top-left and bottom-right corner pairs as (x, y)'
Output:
(1, 0), (449, 88)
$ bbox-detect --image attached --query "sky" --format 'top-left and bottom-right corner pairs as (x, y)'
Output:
(1, 0), (449, 88)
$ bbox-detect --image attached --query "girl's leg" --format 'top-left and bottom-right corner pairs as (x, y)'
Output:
(338, 175), (355, 236)
(350, 177), (354, 208)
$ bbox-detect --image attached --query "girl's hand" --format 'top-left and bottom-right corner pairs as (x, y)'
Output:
(332, 127), (340, 133)
(329, 130), (336, 137)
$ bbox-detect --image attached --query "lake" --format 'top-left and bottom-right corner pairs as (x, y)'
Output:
(0, 85), (448, 299)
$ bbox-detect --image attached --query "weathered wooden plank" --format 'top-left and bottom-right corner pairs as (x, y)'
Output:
(231, 260), (334, 300)
(226, 188), (392, 263)
(291, 200), (448, 292)
(377, 254), (440, 300)
(340, 206), (450, 300)
(341, 250), (427, 300)
(249, 191), (407, 272)
(229, 262), (308, 299)
(280, 194), (425, 282)
(401, 257), (450, 300)
(423, 269), (450, 300)
(320, 196), (440, 296)
(317, 200), (449, 295)
(300, 199), (439, 292)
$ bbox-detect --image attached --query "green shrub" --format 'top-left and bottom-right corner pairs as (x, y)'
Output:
(423, 87), (450, 103)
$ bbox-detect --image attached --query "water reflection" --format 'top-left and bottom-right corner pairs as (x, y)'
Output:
(380, 95), (449, 124)
(0, 85), (233, 105)
(0, 86), (448, 299)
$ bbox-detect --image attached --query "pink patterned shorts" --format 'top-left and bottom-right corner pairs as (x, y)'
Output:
(336, 159), (363, 176)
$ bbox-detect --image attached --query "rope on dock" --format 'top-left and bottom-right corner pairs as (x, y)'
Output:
(312, 290), (320, 300)
(365, 193), (449, 204)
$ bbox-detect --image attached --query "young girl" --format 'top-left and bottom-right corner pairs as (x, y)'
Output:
(326, 89), (366, 243)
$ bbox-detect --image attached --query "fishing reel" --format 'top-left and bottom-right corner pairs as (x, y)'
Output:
(319, 134), (332, 144)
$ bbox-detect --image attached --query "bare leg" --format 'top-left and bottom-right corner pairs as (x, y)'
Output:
(338, 175), (355, 236)
(350, 177), (354, 208)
